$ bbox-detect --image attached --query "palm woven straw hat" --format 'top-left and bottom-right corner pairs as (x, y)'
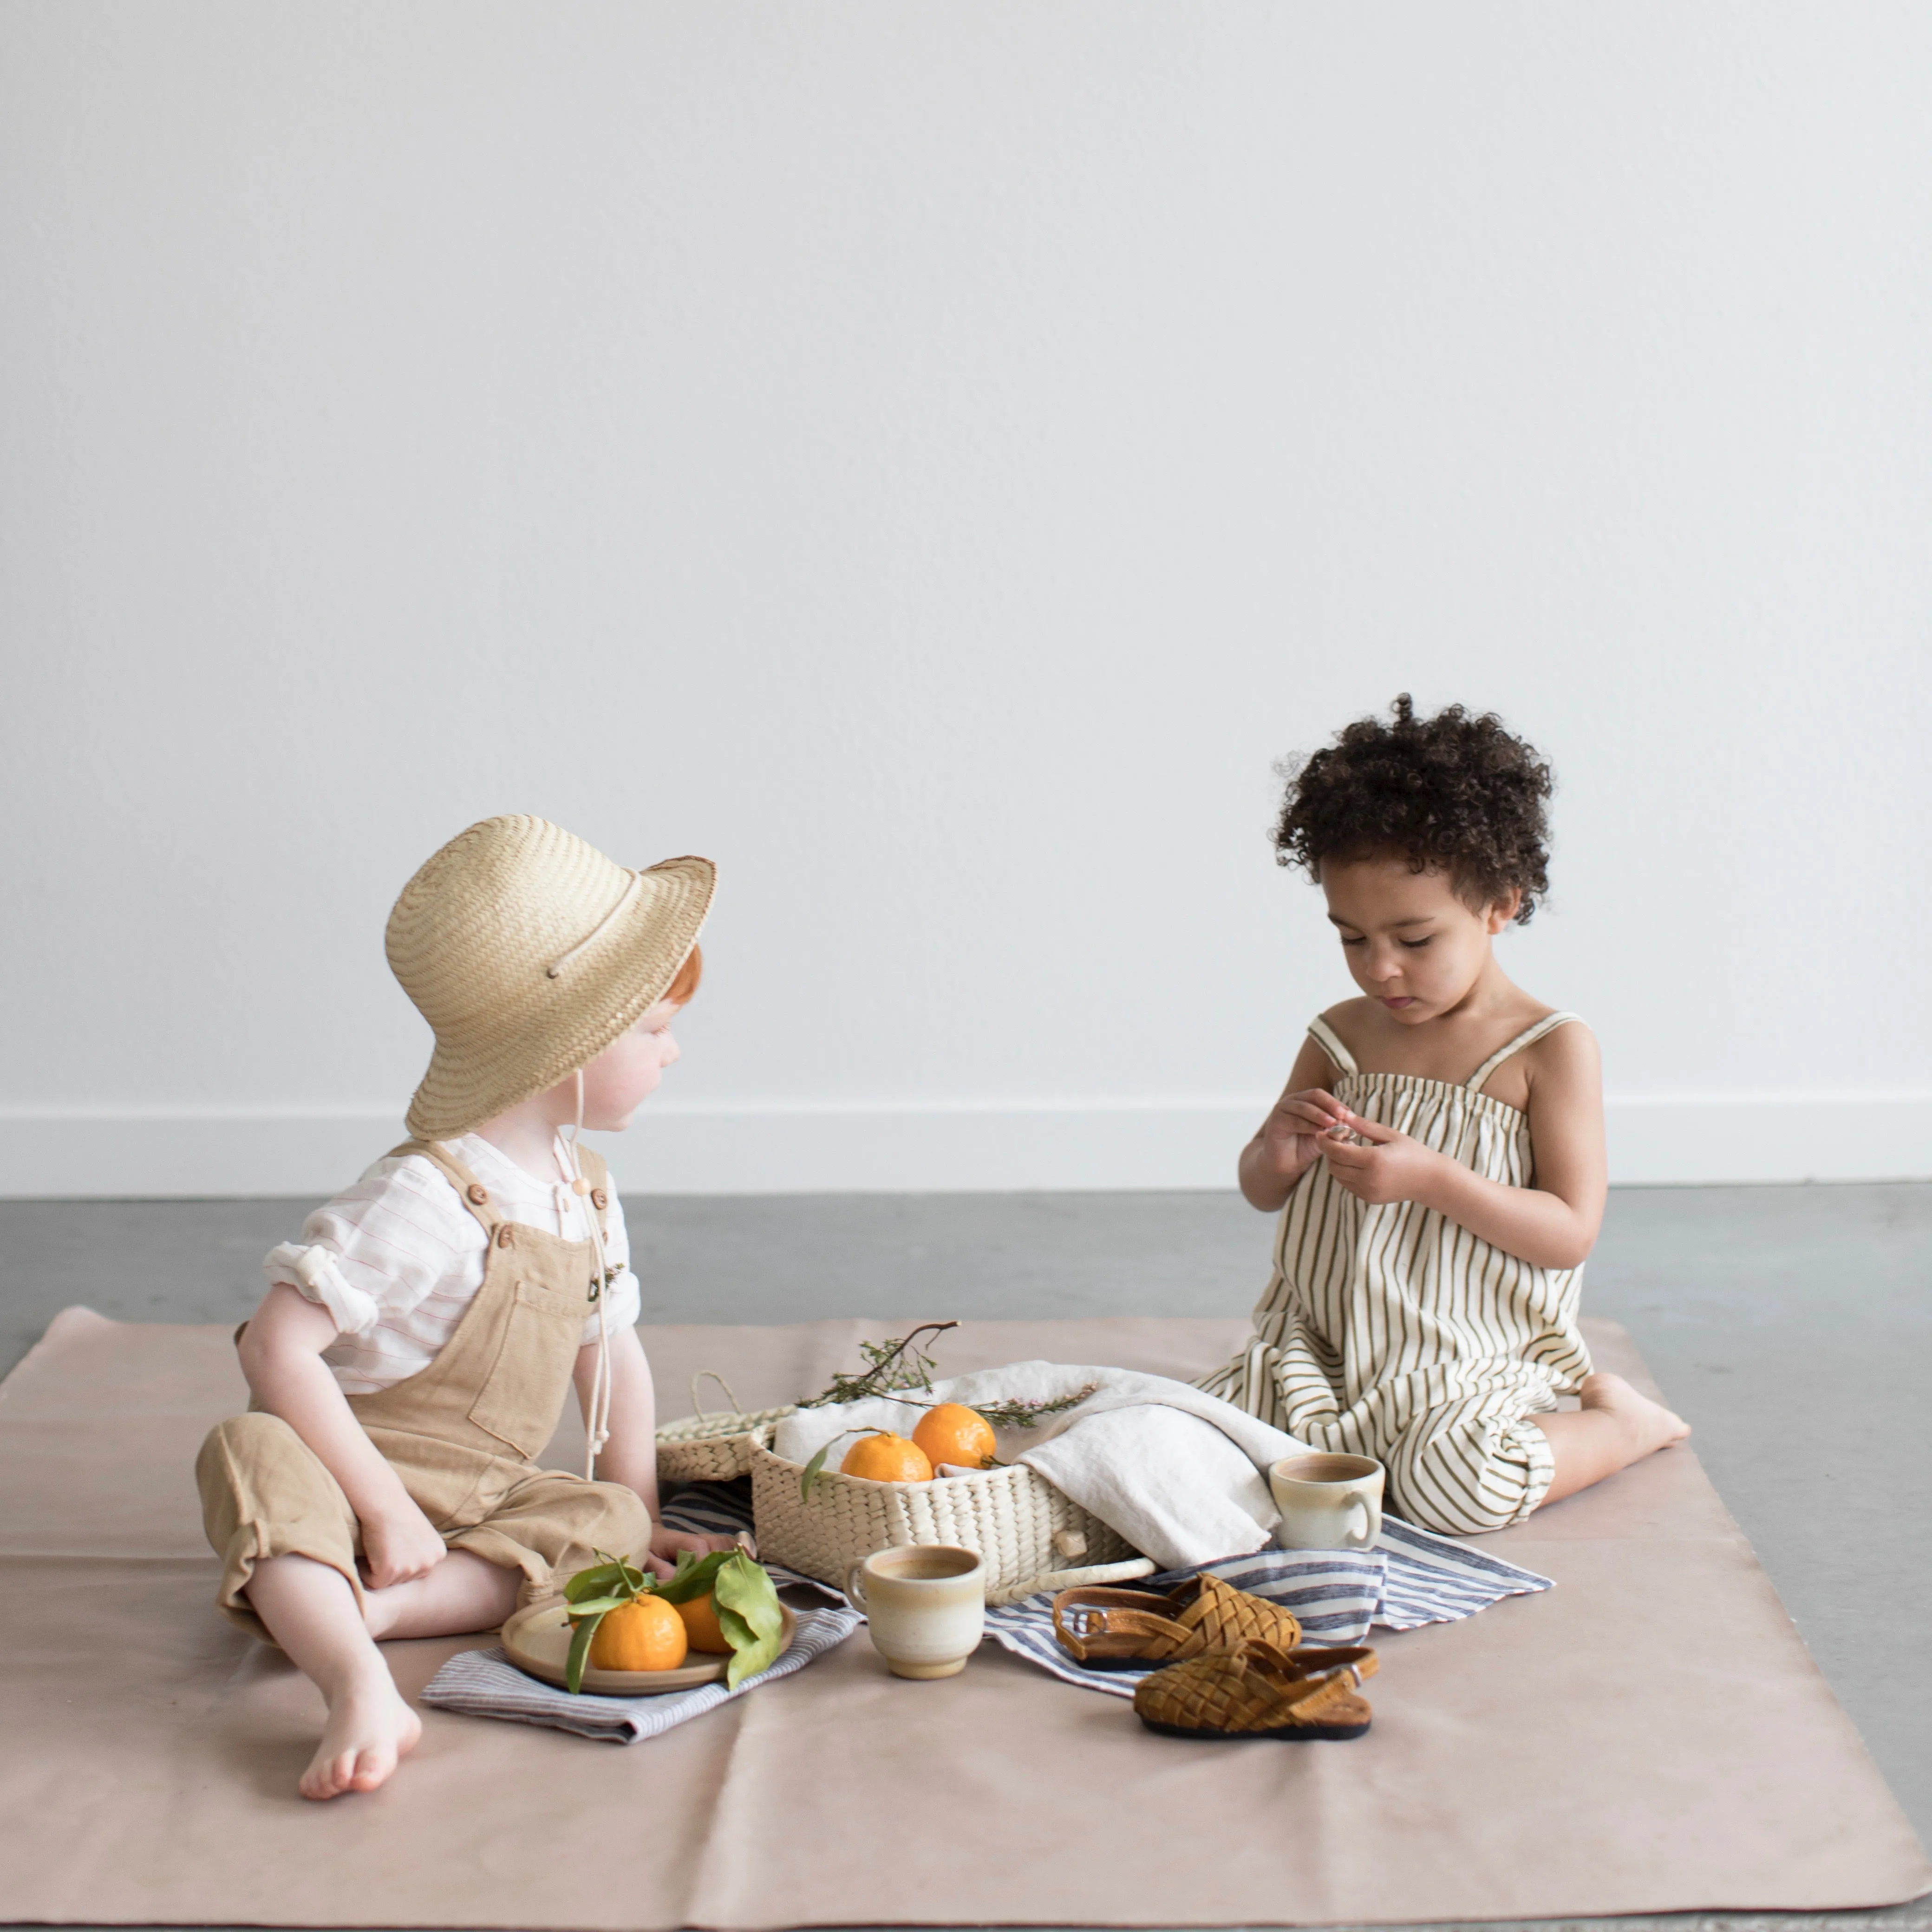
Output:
(387, 816), (716, 1140)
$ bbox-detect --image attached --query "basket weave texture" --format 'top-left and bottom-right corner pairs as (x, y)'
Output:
(655, 1410), (796, 1483)
(749, 1435), (1137, 1598)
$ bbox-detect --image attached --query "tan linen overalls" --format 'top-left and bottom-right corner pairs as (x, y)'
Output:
(197, 1140), (651, 1639)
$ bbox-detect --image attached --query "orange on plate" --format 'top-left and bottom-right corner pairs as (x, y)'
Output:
(676, 1592), (734, 1654)
(841, 1431), (935, 1482)
(588, 1593), (689, 1672)
(913, 1402), (997, 1472)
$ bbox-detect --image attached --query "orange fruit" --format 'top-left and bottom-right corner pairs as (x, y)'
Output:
(588, 1593), (689, 1672)
(840, 1431), (935, 1482)
(913, 1402), (997, 1471)
(676, 1592), (734, 1654)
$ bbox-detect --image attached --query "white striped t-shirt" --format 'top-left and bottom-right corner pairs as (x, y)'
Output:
(263, 1132), (642, 1394)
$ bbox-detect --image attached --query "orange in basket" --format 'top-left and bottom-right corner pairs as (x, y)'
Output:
(913, 1403), (998, 1471)
(841, 1431), (935, 1482)
(588, 1594), (689, 1671)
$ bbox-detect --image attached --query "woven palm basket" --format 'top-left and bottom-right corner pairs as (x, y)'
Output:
(654, 1375), (796, 1483)
(748, 1435), (1151, 1606)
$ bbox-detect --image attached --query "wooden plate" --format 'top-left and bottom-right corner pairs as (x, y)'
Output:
(501, 1597), (798, 1697)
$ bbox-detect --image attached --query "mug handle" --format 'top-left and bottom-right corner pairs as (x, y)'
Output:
(1344, 1495), (1373, 1548)
(845, 1562), (869, 1612)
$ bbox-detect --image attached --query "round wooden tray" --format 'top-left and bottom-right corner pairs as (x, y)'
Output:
(501, 1597), (798, 1697)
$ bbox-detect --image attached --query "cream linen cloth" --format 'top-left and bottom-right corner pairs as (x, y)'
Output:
(770, 1361), (1311, 1568)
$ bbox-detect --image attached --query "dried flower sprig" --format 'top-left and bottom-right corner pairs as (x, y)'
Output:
(796, 1321), (959, 1408)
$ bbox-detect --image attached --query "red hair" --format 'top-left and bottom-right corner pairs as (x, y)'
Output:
(663, 942), (704, 1007)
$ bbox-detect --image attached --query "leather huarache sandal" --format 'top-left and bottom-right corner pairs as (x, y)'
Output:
(1052, 1572), (1304, 1670)
(1133, 1640), (1377, 1741)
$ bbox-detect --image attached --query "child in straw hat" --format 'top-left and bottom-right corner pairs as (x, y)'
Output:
(196, 816), (736, 1801)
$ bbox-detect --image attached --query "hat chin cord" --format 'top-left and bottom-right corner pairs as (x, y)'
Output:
(559, 1068), (614, 1482)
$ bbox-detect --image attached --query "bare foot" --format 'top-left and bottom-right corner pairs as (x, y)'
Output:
(1532, 1373), (1691, 1508)
(300, 1673), (423, 1801)
(1579, 1371), (1691, 1454)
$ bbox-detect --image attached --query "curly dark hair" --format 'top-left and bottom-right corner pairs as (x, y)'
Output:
(1273, 695), (1553, 923)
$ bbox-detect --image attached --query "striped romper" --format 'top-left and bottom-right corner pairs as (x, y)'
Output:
(1196, 1012), (1593, 1537)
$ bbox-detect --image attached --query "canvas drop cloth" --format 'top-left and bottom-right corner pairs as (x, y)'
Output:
(0, 1306), (1925, 1929)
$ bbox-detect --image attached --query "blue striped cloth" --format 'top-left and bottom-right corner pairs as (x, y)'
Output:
(420, 1606), (862, 1742)
(660, 1482), (1551, 1701)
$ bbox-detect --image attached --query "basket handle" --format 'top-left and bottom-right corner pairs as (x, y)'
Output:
(690, 1370), (744, 1419)
(986, 1555), (1155, 1609)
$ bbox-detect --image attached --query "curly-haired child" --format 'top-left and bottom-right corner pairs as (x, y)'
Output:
(196, 817), (737, 1800)
(1198, 697), (1687, 1536)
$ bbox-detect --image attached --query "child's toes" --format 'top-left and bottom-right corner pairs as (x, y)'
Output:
(300, 1750), (356, 1801)
(346, 1746), (397, 1793)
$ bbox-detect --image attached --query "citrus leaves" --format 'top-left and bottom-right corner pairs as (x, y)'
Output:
(711, 1552), (785, 1687)
(558, 1547), (784, 1694)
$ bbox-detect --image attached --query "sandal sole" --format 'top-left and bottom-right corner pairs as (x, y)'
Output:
(1138, 1717), (1371, 1743)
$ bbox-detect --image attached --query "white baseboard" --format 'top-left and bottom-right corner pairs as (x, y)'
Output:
(1, 1095), (1929, 1198)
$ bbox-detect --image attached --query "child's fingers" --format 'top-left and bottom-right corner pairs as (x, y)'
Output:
(1341, 1113), (1399, 1145)
(1279, 1087), (1346, 1124)
(1320, 1135), (1372, 1168)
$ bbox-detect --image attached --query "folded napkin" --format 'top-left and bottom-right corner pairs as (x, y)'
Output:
(770, 1360), (1309, 1569)
(419, 1606), (862, 1743)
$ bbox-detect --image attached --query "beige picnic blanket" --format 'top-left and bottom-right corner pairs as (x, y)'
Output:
(0, 1305), (1925, 1928)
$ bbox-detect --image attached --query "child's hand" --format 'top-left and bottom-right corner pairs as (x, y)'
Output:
(1255, 1084), (1352, 1190)
(359, 1498), (448, 1590)
(644, 1524), (750, 1580)
(1318, 1111), (1449, 1207)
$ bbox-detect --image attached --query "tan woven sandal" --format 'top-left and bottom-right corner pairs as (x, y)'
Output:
(1133, 1640), (1377, 1742)
(1052, 1572), (1304, 1670)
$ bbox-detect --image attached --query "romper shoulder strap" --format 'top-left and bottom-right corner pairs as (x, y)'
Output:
(1465, 1012), (1584, 1094)
(1305, 1016), (1358, 1077)
(384, 1138), (499, 1233)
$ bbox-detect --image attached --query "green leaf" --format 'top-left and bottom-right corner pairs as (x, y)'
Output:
(565, 1608), (605, 1694)
(563, 1560), (628, 1605)
(653, 1548), (733, 1606)
(564, 1594), (630, 1618)
(714, 1552), (785, 1688)
(799, 1441), (832, 1501)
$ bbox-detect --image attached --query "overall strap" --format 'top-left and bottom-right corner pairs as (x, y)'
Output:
(1305, 1016), (1359, 1077)
(1465, 1012), (1583, 1094)
(385, 1139), (500, 1235)
(572, 1142), (614, 1241)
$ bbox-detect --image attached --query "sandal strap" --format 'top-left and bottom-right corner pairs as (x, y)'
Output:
(1244, 1641), (1380, 1719)
(1052, 1590), (1201, 1662)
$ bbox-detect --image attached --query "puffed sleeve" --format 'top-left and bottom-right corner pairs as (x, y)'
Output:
(581, 1188), (642, 1340)
(264, 1153), (480, 1339)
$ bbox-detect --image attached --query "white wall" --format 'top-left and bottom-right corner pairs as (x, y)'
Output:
(2, 3), (1929, 1197)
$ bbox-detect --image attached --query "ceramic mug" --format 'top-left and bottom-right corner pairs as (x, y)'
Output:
(846, 1544), (986, 1679)
(1269, 1453), (1385, 1551)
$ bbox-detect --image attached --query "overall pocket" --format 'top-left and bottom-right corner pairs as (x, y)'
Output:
(466, 1281), (588, 1459)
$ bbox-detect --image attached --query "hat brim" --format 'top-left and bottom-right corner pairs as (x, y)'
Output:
(404, 854), (716, 1140)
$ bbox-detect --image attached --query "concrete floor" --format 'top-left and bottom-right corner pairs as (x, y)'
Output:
(1, 1181), (1928, 1932)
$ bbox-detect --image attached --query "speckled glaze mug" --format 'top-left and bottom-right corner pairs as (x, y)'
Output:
(1269, 1453), (1385, 1551)
(846, 1544), (985, 1679)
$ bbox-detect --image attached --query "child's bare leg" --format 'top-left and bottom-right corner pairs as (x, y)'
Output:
(243, 1555), (422, 1802)
(1531, 1373), (1691, 1508)
(361, 1549), (522, 1641)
